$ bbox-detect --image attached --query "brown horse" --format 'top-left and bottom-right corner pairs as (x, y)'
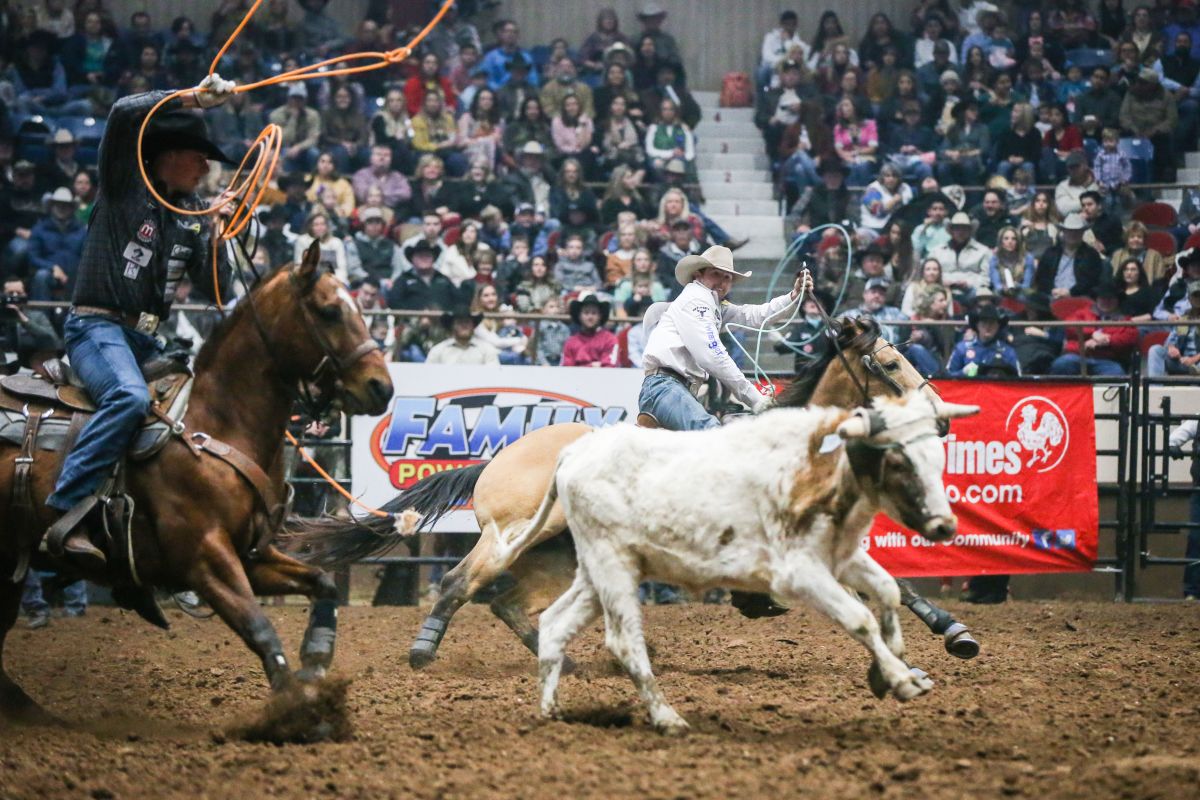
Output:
(293, 317), (978, 670)
(0, 243), (392, 726)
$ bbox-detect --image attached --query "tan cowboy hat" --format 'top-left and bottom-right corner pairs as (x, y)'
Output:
(674, 245), (752, 287)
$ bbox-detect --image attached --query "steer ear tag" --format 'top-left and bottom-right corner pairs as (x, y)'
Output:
(819, 433), (844, 454)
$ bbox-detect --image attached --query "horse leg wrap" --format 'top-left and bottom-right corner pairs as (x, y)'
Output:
(409, 615), (448, 668)
(902, 593), (955, 635)
(300, 599), (338, 671)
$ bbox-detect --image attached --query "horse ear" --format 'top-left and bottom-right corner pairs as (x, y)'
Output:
(294, 241), (321, 292)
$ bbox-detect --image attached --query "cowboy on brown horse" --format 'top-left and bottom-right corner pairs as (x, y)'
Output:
(41, 75), (238, 575)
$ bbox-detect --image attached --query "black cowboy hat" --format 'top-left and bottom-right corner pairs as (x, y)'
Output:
(143, 110), (237, 165)
(1018, 290), (1053, 316)
(967, 304), (1008, 331)
(405, 239), (443, 262)
(507, 52), (532, 71)
(568, 294), (611, 326)
(440, 306), (483, 328)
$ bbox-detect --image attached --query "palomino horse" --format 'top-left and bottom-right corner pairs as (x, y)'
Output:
(292, 317), (977, 669)
(0, 243), (392, 726)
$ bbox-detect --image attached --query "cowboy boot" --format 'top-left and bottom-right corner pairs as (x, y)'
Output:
(43, 498), (107, 573)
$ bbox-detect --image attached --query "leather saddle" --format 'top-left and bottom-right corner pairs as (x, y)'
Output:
(0, 357), (193, 461)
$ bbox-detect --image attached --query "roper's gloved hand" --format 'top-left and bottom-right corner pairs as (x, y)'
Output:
(196, 73), (237, 108)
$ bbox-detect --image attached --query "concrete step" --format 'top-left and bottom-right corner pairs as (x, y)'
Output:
(701, 106), (756, 125)
(708, 214), (786, 259)
(698, 119), (760, 138)
(1178, 167), (1200, 184)
(695, 152), (770, 171)
(1160, 188), (1183, 201)
(696, 135), (766, 155)
(704, 198), (780, 216)
(693, 90), (720, 106)
(1163, 197), (1181, 210)
(699, 180), (775, 200)
(698, 168), (771, 183)
(1186, 151), (1200, 169)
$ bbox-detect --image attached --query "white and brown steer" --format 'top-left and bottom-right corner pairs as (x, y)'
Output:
(501, 391), (978, 735)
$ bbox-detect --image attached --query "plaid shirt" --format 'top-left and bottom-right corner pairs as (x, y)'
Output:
(1093, 149), (1131, 190)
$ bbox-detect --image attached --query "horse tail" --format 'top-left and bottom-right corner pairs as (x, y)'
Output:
(284, 463), (487, 567)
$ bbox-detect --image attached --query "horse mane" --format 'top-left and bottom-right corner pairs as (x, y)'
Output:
(775, 316), (881, 408)
(192, 264), (291, 372)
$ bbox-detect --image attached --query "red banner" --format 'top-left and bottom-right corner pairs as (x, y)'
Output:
(867, 381), (1098, 577)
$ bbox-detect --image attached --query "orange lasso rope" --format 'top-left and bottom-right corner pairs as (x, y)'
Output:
(138, 0), (455, 519)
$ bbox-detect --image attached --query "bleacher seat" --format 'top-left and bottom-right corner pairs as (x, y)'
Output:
(999, 296), (1026, 316)
(1132, 202), (1178, 229)
(1064, 48), (1115, 69)
(1051, 297), (1092, 319)
(1140, 330), (1169, 359)
(1145, 230), (1176, 258)
(1119, 138), (1153, 184)
(1183, 232), (1200, 252)
(57, 116), (105, 145)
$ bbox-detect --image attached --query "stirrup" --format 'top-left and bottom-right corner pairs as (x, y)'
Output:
(42, 495), (101, 557)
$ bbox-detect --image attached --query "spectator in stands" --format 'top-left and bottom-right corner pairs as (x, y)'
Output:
(614, 249), (667, 309)
(936, 99), (989, 186)
(71, 169), (97, 223)
(1019, 190), (1061, 261)
(293, 211), (354, 283)
(406, 154), (454, 221)
(947, 305), (1020, 376)
(640, 61), (700, 128)
(809, 10), (855, 70)
(644, 98), (694, 180)
(351, 144), (410, 209)
(388, 239), (457, 312)
(860, 164), (912, 237)
(843, 244), (897, 306)
(1162, 32), (1200, 148)
(791, 158), (857, 234)
(394, 212), (446, 274)
(550, 94), (595, 173)
(271, 82), (321, 172)
(1164, 0), (1200, 60)
(0, 276), (61, 375)
(605, 225), (638, 287)
(533, 295), (571, 365)
(1055, 150), (1100, 217)
(1093, 127), (1134, 210)
(345, 207), (398, 288)
(1040, 102), (1084, 182)
(28, 187), (86, 301)
(1036, 212), (1107, 298)
(912, 199), (952, 262)
(37, 130), (81, 196)
(760, 11), (810, 86)
(1154, 249), (1200, 319)
(596, 95), (646, 175)
(1149, 280), (1200, 375)
(600, 165), (653, 224)
(482, 19), (539, 91)
(993, 102), (1041, 181)
(0, 160), (43, 272)
(503, 96), (554, 167)
(1118, 5), (1164, 63)
(635, 3), (682, 68)
(595, 61), (645, 128)
(1049, 284), (1138, 376)
(411, 90), (467, 177)
(832, 97), (878, 187)
(306, 151), (355, 222)
(932, 211), (992, 300)
(450, 158), (508, 220)
(495, 53), (538, 122)
(208, 90), (266, 167)
(370, 88), (411, 172)
(552, 233), (601, 294)
(909, 286), (955, 368)
(426, 306), (498, 365)
(404, 51), (457, 117)
(655, 218), (700, 291)
(917, 40), (956, 98)
(580, 8), (631, 79)
(470, 284), (527, 364)
(9, 30), (76, 114)
(1114, 257), (1159, 319)
(515, 254), (562, 313)
(456, 88), (504, 168)
(757, 59), (809, 163)
(1111, 220), (1168, 285)
(1167, 414), (1200, 601)
(297, 0), (341, 57)
(502, 141), (554, 215)
(561, 294), (618, 367)
(540, 56), (594, 118)
(990, 225), (1036, 293)
(883, 102), (936, 184)
(845, 277), (942, 375)
(1078, 190), (1124, 257)
(970, 188), (1015, 248)
(655, 187), (704, 245)
(860, 12), (913, 71)
(1075, 66), (1122, 130)
(915, 13), (956, 68)
(1119, 68), (1178, 181)
(1008, 291), (1063, 375)
(441, 221), (491, 287)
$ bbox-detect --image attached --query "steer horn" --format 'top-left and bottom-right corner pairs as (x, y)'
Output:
(933, 400), (981, 420)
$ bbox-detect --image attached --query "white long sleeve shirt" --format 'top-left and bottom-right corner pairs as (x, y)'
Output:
(642, 281), (796, 410)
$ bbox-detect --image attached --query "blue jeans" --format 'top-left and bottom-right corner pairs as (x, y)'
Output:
(903, 343), (943, 378)
(638, 373), (719, 431)
(997, 160), (1037, 181)
(46, 314), (161, 512)
(1185, 490), (1200, 598)
(1147, 344), (1196, 377)
(1048, 353), (1126, 377)
(22, 570), (87, 616)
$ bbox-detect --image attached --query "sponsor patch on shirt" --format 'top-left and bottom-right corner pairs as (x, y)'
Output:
(122, 241), (152, 267)
(688, 301), (712, 320)
(170, 244), (192, 259)
(137, 220), (156, 242)
(175, 219), (202, 233)
(123, 261), (141, 280)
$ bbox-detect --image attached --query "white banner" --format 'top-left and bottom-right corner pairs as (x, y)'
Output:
(350, 364), (644, 530)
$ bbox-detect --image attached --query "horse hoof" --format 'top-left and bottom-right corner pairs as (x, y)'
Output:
(893, 670), (935, 702)
(944, 623), (980, 659)
(867, 662), (889, 700)
(409, 644), (437, 670)
(653, 712), (690, 736)
(295, 666), (327, 683)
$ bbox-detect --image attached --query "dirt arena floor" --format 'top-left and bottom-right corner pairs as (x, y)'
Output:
(1, 600), (1197, 800)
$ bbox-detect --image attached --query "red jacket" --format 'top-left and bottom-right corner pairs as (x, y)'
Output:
(1043, 124), (1083, 153)
(404, 75), (458, 117)
(1061, 305), (1138, 362)
(561, 328), (620, 367)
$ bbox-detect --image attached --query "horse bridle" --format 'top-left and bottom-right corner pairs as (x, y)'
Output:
(813, 297), (904, 407)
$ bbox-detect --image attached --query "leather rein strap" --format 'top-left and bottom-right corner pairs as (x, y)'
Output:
(184, 431), (283, 558)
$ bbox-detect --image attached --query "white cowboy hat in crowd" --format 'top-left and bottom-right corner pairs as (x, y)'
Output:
(675, 245), (752, 286)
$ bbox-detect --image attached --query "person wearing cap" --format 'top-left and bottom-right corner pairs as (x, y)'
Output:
(0, 161), (45, 271)
(481, 19), (540, 91)
(345, 206), (399, 287)
(37, 129), (82, 195)
(1148, 280), (1200, 377)
(27, 186), (86, 301)
(561, 294), (619, 368)
(0, 275), (62, 375)
(425, 307), (499, 365)
(1119, 66), (1179, 181)
(1047, 284), (1138, 376)
(1034, 212), (1107, 299)
(930, 212), (992, 300)
(639, 246), (810, 429)
(1153, 249), (1200, 320)
(42, 72), (238, 572)
(843, 276), (944, 377)
(947, 305), (1019, 378)
(268, 81), (322, 172)
(502, 140), (555, 212)
(636, 3), (682, 68)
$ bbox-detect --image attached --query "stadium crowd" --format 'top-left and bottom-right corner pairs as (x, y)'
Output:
(0, 0), (1197, 381)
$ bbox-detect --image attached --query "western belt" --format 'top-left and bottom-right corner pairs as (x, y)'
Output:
(648, 367), (701, 395)
(72, 305), (160, 335)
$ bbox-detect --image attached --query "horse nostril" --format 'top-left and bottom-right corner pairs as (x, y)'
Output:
(368, 378), (392, 406)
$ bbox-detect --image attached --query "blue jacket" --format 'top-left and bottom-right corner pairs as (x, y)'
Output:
(947, 336), (1021, 377)
(28, 216), (87, 277)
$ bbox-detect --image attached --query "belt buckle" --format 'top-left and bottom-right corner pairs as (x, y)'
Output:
(135, 312), (160, 335)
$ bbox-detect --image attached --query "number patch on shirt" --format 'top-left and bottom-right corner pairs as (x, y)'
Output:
(123, 241), (152, 267)
(123, 262), (141, 280)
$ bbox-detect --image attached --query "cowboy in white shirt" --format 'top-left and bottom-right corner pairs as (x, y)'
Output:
(639, 245), (810, 430)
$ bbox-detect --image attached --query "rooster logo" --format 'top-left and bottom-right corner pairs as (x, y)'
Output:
(1005, 397), (1070, 473)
